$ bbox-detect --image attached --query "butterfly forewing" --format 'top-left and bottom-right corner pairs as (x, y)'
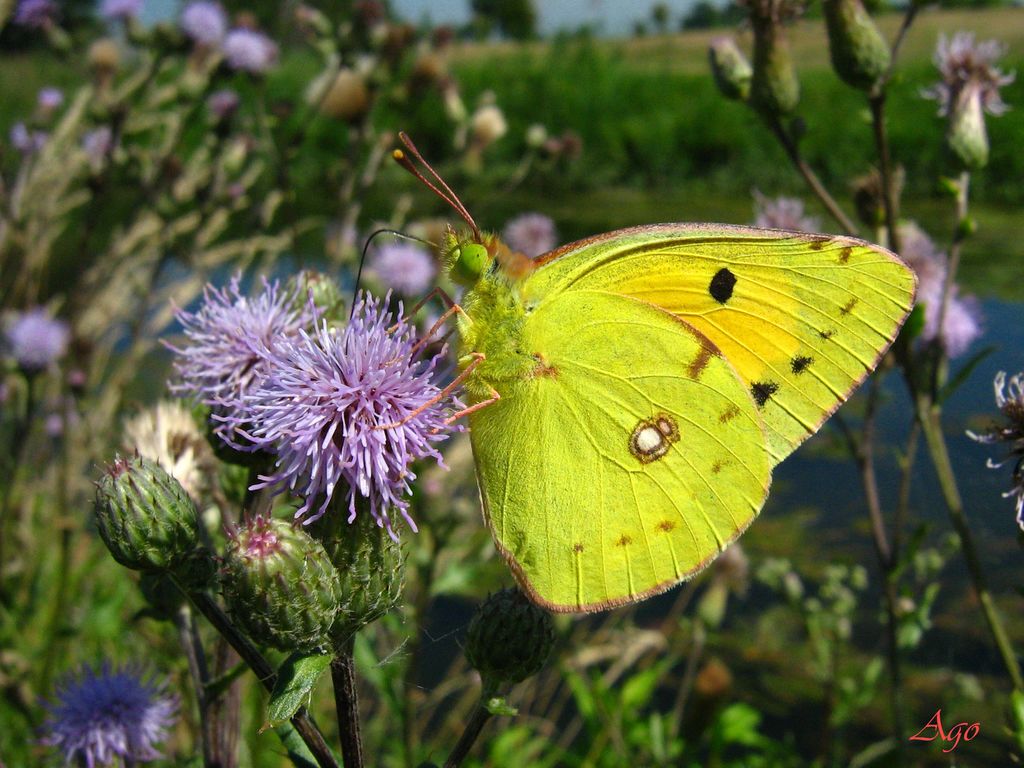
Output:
(524, 225), (917, 466)
(469, 289), (770, 612)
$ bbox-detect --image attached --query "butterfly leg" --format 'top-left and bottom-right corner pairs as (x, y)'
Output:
(390, 286), (461, 331)
(375, 352), (493, 430)
(443, 386), (500, 425)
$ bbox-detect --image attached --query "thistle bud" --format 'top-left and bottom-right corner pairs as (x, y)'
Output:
(709, 37), (752, 102)
(465, 588), (555, 691)
(319, 69), (371, 123)
(750, 20), (799, 116)
(288, 271), (345, 324)
(94, 456), (203, 574)
(947, 87), (989, 170)
(823, 0), (890, 92)
(222, 516), (341, 652)
(309, 510), (404, 645)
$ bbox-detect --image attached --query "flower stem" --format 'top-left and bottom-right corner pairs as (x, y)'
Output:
(444, 698), (494, 768)
(916, 397), (1024, 691)
(185, 589), (339, 768)
(331, 638), (364, 768)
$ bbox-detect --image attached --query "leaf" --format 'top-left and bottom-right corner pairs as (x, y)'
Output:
(272, 722), (322, 768)
(484, 696), (518, 717)
(267, 652), (332, 724)
(938, 345), (996, 404)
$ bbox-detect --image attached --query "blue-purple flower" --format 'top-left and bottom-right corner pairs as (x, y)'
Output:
(207, 89), (239, 120)
(370, 243), (437, 295)
(41, 663), (177, 768)
(502, 212), (557, 258)
(5, 308), (69, 373)
(922, 32), (1015, 118)
(99, 0), (142, 21)
(180, 0), (227, 46)
(239, 293), (460, 534)
(168, 276), (311, 433)
(37, 86), (64, 112)
(13, 0), (57, 27)
(222, 28), (278, 73)
(82, 126), (114, 167)
(9, 122), (48, 155)
(968, 371), (1024, 529)
(753, 191), (822, 232)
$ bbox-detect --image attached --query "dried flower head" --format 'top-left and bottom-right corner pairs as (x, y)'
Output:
(898, 222), (982, 359)
(13, 0), (57, 27)
(124, 401), (211, 500)
(753, 191), (821, 232)
(42, 663), (177, 768)
(968, 371), (1024, 528)
(223, 28), (278, 73)
(470, 104), (507, 147)
(370, 243), (437, 296)
(239, 292), (460, 534)
(923, 32), (1015, 117)
(5, 308), (69, 373)
(180, 0), (227, 45)
(100, 0), (142, 20)
(168, 276), (311, 439)
(502, 213), (558, 259)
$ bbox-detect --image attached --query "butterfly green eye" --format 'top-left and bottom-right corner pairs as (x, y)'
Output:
(451, 242), (490, 286)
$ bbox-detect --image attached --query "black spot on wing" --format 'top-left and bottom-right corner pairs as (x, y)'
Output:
(791, 355), (813, 374)
(751, 381), (779, 408)
(709, 267), (737, 304)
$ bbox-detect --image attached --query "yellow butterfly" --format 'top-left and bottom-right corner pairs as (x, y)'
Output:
(396, 136), (917, 613)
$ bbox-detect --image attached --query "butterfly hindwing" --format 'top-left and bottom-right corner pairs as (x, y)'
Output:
(524, 224), (917, 465)
(469, 289), (771, 612)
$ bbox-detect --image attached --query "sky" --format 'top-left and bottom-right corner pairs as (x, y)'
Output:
(142, 0), (714, 37)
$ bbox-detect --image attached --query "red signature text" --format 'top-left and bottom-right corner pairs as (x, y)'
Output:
(909, 709), (980, 753)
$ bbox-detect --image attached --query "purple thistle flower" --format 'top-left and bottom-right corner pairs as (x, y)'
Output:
(753, 191), (822, 232)
(99, 0), (142, 21)
(181, 0), (228, 46)
(168, 276), (311, 437)
(968, 371), (1024, 529)
(5, 308), (69, 373)
(223, 28), (278, 73)
(82, 126), (114, 166)
(42, 663), (177, 768)
(502, 212), (557, 258)
(238, 292), (460, 534)
(898, 222), (982, 359)
(38, 86), (64, 111)
(207, 89), (240, 120)
(13, 0), (57, 27)
(922, 32), (1015, 117)
(369, 243), (437, 296)
(9, 122), (48, 155)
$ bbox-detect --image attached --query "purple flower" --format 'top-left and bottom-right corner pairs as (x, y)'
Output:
(502, 212), (557, 258)
(238, 292), (460, 534)
(82, 126), (114, 166)
(181, 1), (227, 46)
(42, 663), (177, 768)
(753, 191), (822, 232)
(13, 0), (57, 27)
(922, 32), (1014, 117)
(5, 308), (69, 372)
(9, 122), (48, 155)
(100, 0), (142, 21)
(207, 89), (240, 120)
(168, 276), (310, 433)
(370, 243), (437, 295)
(898, 222), (982, 359)
(37, 87), (64, 111)
(222, 28), (278, 73)
(967, 371), (1024, 529)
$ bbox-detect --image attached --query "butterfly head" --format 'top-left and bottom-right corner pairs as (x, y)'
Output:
(442, 227), (536, 287)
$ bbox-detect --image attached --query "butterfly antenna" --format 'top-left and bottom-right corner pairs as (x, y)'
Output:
(394, 132), (481, 241)
(351, 228), (438, 320)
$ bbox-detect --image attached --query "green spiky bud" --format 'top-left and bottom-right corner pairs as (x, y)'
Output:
(465, 588), (555, 691)
(288, 270), (345, 325)
(750, 19), (799, 116)
(222, 516), (341, 652)
(309, 511), (405, 646)
(709, 37), (753, 102)
(947, 88), (989, 170)
(823, 0), (890, 92)
(94, 456), (204, 574)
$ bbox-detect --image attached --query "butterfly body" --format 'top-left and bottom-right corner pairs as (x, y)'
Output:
(450, 223), (916, 613)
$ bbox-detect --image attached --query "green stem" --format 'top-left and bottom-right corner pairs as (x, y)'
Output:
(868, 93), (900, 254)
(916, 398), (1024, 691)
(444, 696), (495, 768)
(331, 638), (364, 768)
